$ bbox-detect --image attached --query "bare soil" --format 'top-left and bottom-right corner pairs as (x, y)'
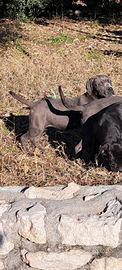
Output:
(0, 17), (122, 187)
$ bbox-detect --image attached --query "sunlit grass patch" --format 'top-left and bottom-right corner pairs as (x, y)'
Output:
(40, 33), (76, 46)
(88, 50), (101, 60)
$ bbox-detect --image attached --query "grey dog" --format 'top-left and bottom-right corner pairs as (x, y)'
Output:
(9, 75), (114, 154)
(59, 75), (114, 109)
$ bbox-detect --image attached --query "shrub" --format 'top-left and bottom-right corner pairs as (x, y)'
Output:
(1, 0), (49, 20)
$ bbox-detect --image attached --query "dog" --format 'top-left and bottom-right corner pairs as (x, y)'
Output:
(10, 92), (122, 155)
(44, 95), (122, 157)
(58, 74), (114, 155)
(74, 95), (122, 155)
(59, 85), (122, 155)
(59, 75), (114, 109)
(9, 90), (85, 154)
(9, 75), (113, 154)
(9, 90), (81, 154)
(87, 103), (122, 171)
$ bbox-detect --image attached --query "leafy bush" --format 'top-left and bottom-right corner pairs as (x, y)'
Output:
(1, 0), (50, 20)
(1, 0), (122, 20)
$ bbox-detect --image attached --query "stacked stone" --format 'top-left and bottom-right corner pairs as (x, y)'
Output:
(0, 182), (122, 269)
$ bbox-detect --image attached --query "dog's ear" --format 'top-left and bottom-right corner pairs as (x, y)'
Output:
(85, 78), (94, 95)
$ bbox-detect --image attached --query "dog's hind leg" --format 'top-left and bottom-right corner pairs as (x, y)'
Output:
(29, 128), (45, 152)
(20, 131), (30, 154)
(31, 136), (45, 151)
(20, 130), (44, 155)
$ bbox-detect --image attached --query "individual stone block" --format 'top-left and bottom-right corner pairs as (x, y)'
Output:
(0, 223), (14, 255)
(21, 249), (92, 270)
(17, 203), (46, 244)
(58, 200), (122, 248)
(24, 182), (80, 200)
(91, 257), (122, 270)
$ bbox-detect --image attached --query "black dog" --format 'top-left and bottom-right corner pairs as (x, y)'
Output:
(82, 103), (122, 172)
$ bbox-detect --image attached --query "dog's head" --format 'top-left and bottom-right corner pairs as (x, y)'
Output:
(96, 142), (122, 172)
(86, 75), (114, 98)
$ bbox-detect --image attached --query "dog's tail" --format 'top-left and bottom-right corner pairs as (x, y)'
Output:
(9, 91), (33, 107)
(58, 86), (73, 109)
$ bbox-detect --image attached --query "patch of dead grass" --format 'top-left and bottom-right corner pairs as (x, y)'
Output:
(0, 18), (122, 186)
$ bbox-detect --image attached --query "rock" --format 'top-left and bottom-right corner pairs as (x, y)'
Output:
(0, 184), (121, 269)
(84, 193), (99, 201)
(0, 261), (4, 270)
(17, 203), (46, 244)
(21, 249), (92, 270)
(58, 200), (122, 248)
(24, 182), (80, 200)
(0, 202), (10, 217)
(91, 257), (122, 270)
(0, 223), (14, 255)
(75, 10), (81, 17)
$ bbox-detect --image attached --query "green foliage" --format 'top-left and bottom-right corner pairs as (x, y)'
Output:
(1, 128), (9, 135)
(2, 0), (49, 20)
(18, 45), (25, 52)
(88, 50), (100, 60)
(46, 88), (57, 99)
(1, 0), (122, 20)
(91, 20), (98, 27)
(33, 183), (38, 187)
(26, 0), (50, 17)
(5, 0), (27, 20)
(40, 33), (76, 46)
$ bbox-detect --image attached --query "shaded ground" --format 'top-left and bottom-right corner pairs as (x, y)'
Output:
(0, 17), (122, 187)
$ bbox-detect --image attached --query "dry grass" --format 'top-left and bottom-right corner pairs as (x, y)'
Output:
(0, 17), (122, 187)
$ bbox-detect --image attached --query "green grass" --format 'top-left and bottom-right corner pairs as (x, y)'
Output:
(91, 20), (99, 27)
(46, 88), (59, 98)
(40, 33), (76, 46)
(88, 50), (100, 60)
(1, 128), (10, 135)
(18, 45), (25, 52)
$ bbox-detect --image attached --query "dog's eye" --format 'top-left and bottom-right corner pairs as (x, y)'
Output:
(98, 83), (103, 86)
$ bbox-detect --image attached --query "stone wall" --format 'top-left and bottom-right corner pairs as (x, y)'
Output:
(0, 182), (122, 270)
